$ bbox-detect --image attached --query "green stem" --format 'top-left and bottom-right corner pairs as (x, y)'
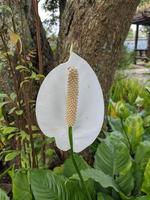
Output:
(68, 126), (92, 200)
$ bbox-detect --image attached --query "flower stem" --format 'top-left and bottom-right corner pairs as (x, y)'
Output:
(68, 126), (92, 200)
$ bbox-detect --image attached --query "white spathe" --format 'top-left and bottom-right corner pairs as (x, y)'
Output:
(36, 52), (104, 152)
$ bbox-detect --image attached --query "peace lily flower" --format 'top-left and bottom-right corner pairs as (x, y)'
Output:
(36, 52), (104, 153)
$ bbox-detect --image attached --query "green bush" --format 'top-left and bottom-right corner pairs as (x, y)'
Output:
(118, 46), (134, 69)
(110, 78), (150, 110)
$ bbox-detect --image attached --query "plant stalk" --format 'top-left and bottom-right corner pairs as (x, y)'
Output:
(68, 126), (92, 200)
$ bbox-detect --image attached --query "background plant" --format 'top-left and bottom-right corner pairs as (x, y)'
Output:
(0, 0), (150, 199)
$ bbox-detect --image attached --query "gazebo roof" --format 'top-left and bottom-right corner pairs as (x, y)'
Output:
(132, 4), (150, 25)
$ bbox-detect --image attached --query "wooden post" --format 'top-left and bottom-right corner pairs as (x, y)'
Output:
(134, 24), (139, 64)
(147, 26), (150, 60)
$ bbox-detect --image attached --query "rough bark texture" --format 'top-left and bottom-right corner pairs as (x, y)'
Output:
(23, 0), (54, 73)
(57, 0), (140, 104)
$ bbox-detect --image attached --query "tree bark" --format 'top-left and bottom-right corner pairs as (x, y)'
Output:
(57, 0), (140, 104)
(23, 0), (54, 73)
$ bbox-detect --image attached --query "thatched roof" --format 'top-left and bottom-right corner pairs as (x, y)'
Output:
(133, 4), (150, 25)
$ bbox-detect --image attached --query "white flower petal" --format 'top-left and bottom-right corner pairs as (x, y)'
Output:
(36, 52), (104, 152)
(36, 63), (68, 138)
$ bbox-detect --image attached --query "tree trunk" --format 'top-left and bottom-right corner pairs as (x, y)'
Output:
(23, 0), (54, 73)
(57, 0), (140, 104)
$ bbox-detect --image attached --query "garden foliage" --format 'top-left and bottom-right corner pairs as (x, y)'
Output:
(1, 2), (150, 200)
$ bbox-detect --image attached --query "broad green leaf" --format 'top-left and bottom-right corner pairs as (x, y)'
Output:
(144, 115), (150, 127)
(135, 96), (144, 107)
(63, 154), (89, 177)
(136, 196), (150, 200)
(145, 86), (150, 94)
(115, 101), (130, 119)
(5, 151), (20, 162)
(142, 159), (150, 195)
(66, 179), (96, 200)
(31, 169), (94, 200)
(134, 141), (150, 193)
(135, 141), (150, 165)
(13, 170), (32, 200)
(30, 169), (68, 200)
(108, 116), (123, 132)
(53, 166), (64, 175)
(124, 114), (144, 152)
(0, 188), (9, 200)
(97, 192), (114, 200)
(120, 194), (150, 200)
(94, 133), (134, 195)
(72, 168), (119, 192)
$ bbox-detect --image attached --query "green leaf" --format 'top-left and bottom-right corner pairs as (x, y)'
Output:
(97, 192), (114, 200)
(136, 196), (150, 200)
(66, 179), (96, 200)
(134, 141), (150, 193)
(0, 105), (4, 119)
(94, 133), (134, 195)
(19, 130), (30, 141)
(53, 166), (64, 175)
(63, 154), (89, 177)
(27, 72), (45, 81)
(135, 96), (144, 107)
(0, 102), (9, 109)
(13, 170), (32, 200)
(72, 168), (119, 192)
(16, 65), (30, 72)
(142, 159), (150, 195)
(144, 115), (150, 127)
(2, 126), (18, 135)
(20, 80), (30, 87)
(135, 141), (150, 168)
(36, 74), (45, 80)
(30, 169), (68, 200)
(0, 188), (9, 200)
(8, 107), (17, 114)
(145, 86), (150, 94)
(120, 195), (150, 200)
(5, 151), (20, 162)
(0, 93), (8, 98)
(10, 92), (17, 101)
(115, 101), (131, 119)
(15, 110), (23, 116)
(124, 114), (144, 152)
(108, 116), (123, 132)
(31, 169), (94, 200)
